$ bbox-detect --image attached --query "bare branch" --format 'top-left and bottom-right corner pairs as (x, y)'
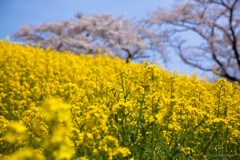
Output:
(228, 0), (240, 68)
(176, 43), (213, 72)
(146, 0), (240, 82)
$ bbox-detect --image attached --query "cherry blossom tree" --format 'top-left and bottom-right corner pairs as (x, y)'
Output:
(146, 0), (240, 82)
(14, 13), (150, 62)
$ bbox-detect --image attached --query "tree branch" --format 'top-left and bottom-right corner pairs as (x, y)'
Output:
(228, 0), (240, 68)
(176, 43), (213, 72)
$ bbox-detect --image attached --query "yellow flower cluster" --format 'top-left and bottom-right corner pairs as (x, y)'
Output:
(0, 40), (240, 159)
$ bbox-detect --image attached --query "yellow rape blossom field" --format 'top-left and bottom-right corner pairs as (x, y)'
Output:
(0, 40), (240, 160)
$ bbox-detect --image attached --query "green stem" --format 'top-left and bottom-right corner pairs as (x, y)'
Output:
(151, 97), (154, 160)
(122, 109), (125, 146)
(203, 132), (217, 155)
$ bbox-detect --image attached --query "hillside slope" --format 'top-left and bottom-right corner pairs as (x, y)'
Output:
(0, 41), (240, 159)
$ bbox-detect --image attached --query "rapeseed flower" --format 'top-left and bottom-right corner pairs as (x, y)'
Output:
(0, 41), (240, 159)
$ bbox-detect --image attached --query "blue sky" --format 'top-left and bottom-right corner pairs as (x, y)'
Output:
(0, 0), (176, 39)
(0, 0), (213, 79)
